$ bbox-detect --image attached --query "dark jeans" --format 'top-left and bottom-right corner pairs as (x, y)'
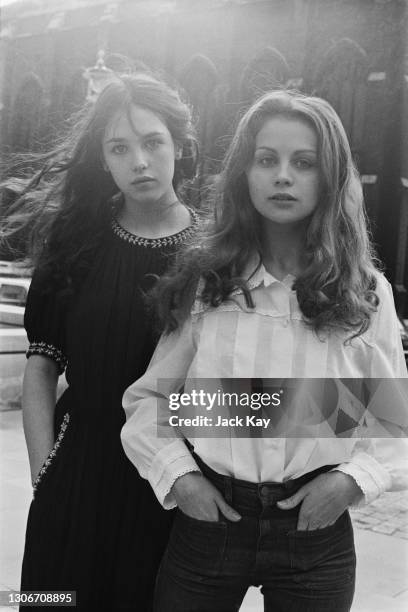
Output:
(154, 459), (356, 612)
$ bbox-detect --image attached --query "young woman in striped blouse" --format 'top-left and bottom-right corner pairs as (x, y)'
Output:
(121, 90), (407, 612)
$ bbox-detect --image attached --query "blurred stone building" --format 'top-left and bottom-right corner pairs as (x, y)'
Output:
(1, 0), (407, 312)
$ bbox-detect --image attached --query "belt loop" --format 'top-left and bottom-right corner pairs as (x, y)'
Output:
(224, 476), (233, 505)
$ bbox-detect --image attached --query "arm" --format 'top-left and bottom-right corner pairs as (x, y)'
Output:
(332, 277), (408, 503)
(22, 268), (68, 486)
(121, 316), (203, 508)
(121, 316), (241, 521)
(276, 436), (408, 530)
(278, 276), (408, 528)
(22, 355), (59, 485)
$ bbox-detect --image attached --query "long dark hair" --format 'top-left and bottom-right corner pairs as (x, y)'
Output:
(1, 72), (197, 294)
(156, 90), (379, 338)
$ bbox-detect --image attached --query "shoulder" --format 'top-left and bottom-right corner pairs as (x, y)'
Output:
(28, 265), (54, 295)
(372, 272), (396, 320)
(368, 271), (399, 339)
(366, 272), (408, 376)
(351, 272), (395, 349)
(374, 272), (393, 301)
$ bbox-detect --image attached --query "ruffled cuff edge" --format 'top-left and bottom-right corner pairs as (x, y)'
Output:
(331, 454), (392, 507)
(148, 441), (201, 509)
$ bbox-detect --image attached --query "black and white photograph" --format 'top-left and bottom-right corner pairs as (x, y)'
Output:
(0, 0), (408, 610)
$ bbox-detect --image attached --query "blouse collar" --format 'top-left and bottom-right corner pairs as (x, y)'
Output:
(239, 253), (296, 291)
(193, 254), (296, 314)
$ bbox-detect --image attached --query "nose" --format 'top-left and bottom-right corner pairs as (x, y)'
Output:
(274, 162), (293, 186)
(132, 148), (148, 172)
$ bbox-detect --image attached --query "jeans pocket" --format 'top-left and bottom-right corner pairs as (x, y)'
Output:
(166, 509), (228, 578)
(288, 511), (356, 589)
(178, 509), (225, 526)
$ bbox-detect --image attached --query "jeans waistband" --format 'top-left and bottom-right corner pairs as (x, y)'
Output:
(192, 451), (338, 516)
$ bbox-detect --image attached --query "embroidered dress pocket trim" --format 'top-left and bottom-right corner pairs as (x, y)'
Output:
(32, 412), (70, 498)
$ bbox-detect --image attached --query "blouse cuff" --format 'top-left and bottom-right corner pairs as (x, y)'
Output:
(26, 342), (67, 375)
(148, 440), (201, 509)
(332, 452), (392, 507)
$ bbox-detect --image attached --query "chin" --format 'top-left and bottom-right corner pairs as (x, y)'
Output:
(263, 214), (296, 223)
(127, 191), (160, 204)
(262, 214), (309, 227)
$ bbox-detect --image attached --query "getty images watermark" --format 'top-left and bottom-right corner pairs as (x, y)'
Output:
(156, 378), (408, 438)
(168, 388), (283, 429)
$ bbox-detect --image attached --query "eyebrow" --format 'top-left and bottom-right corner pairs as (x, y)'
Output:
(255, 146), (317, 154)
(105, 131), (166, 144)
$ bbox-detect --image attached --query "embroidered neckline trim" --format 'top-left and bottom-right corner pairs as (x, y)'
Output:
(111, 207), (199, 248)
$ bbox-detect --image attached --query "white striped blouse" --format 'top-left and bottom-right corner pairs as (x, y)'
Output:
(121, 259), (408, 509)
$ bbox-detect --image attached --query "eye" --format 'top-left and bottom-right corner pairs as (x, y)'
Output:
(145, 138), (163, 151)
(293, 158), (316, 170)
(255, 156), (277, 168)
(111, 144), (128, 155)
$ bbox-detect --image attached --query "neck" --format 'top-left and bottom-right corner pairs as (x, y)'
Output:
(115, 191), (192, 239)
(260, 221), (307, 279)
(118, 192), (180, 233)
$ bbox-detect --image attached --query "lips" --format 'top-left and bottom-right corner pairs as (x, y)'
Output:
(269, 193), (297, 201)
(131, 177), (155, 185)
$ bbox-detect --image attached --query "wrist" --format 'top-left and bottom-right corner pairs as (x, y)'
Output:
(334, 470), (364, 505)
(172, 471), (203, 505)
(172, 470), (202, 493)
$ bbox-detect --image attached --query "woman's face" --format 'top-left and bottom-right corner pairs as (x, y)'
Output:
(245, 115), (320, 227)
(102, 104), (180, 207)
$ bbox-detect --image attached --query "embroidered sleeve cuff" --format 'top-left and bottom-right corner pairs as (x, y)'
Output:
(148, 440), (201, 509)
(26, 342), (67, 375)
(332, 452), (392, 507)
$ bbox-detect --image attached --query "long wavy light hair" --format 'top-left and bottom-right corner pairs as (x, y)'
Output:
(156, 89), (380, 337)
(1, 72), (197, 295)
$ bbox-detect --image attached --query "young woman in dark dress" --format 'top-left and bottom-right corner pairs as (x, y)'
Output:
(4, 73), (198, 610)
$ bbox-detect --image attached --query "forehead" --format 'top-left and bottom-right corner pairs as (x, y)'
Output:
(104, 104), (171, 140)
(255, 116), (317, 150)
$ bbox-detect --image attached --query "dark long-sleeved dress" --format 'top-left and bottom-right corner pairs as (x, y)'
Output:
(20, 212), (198, 610)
